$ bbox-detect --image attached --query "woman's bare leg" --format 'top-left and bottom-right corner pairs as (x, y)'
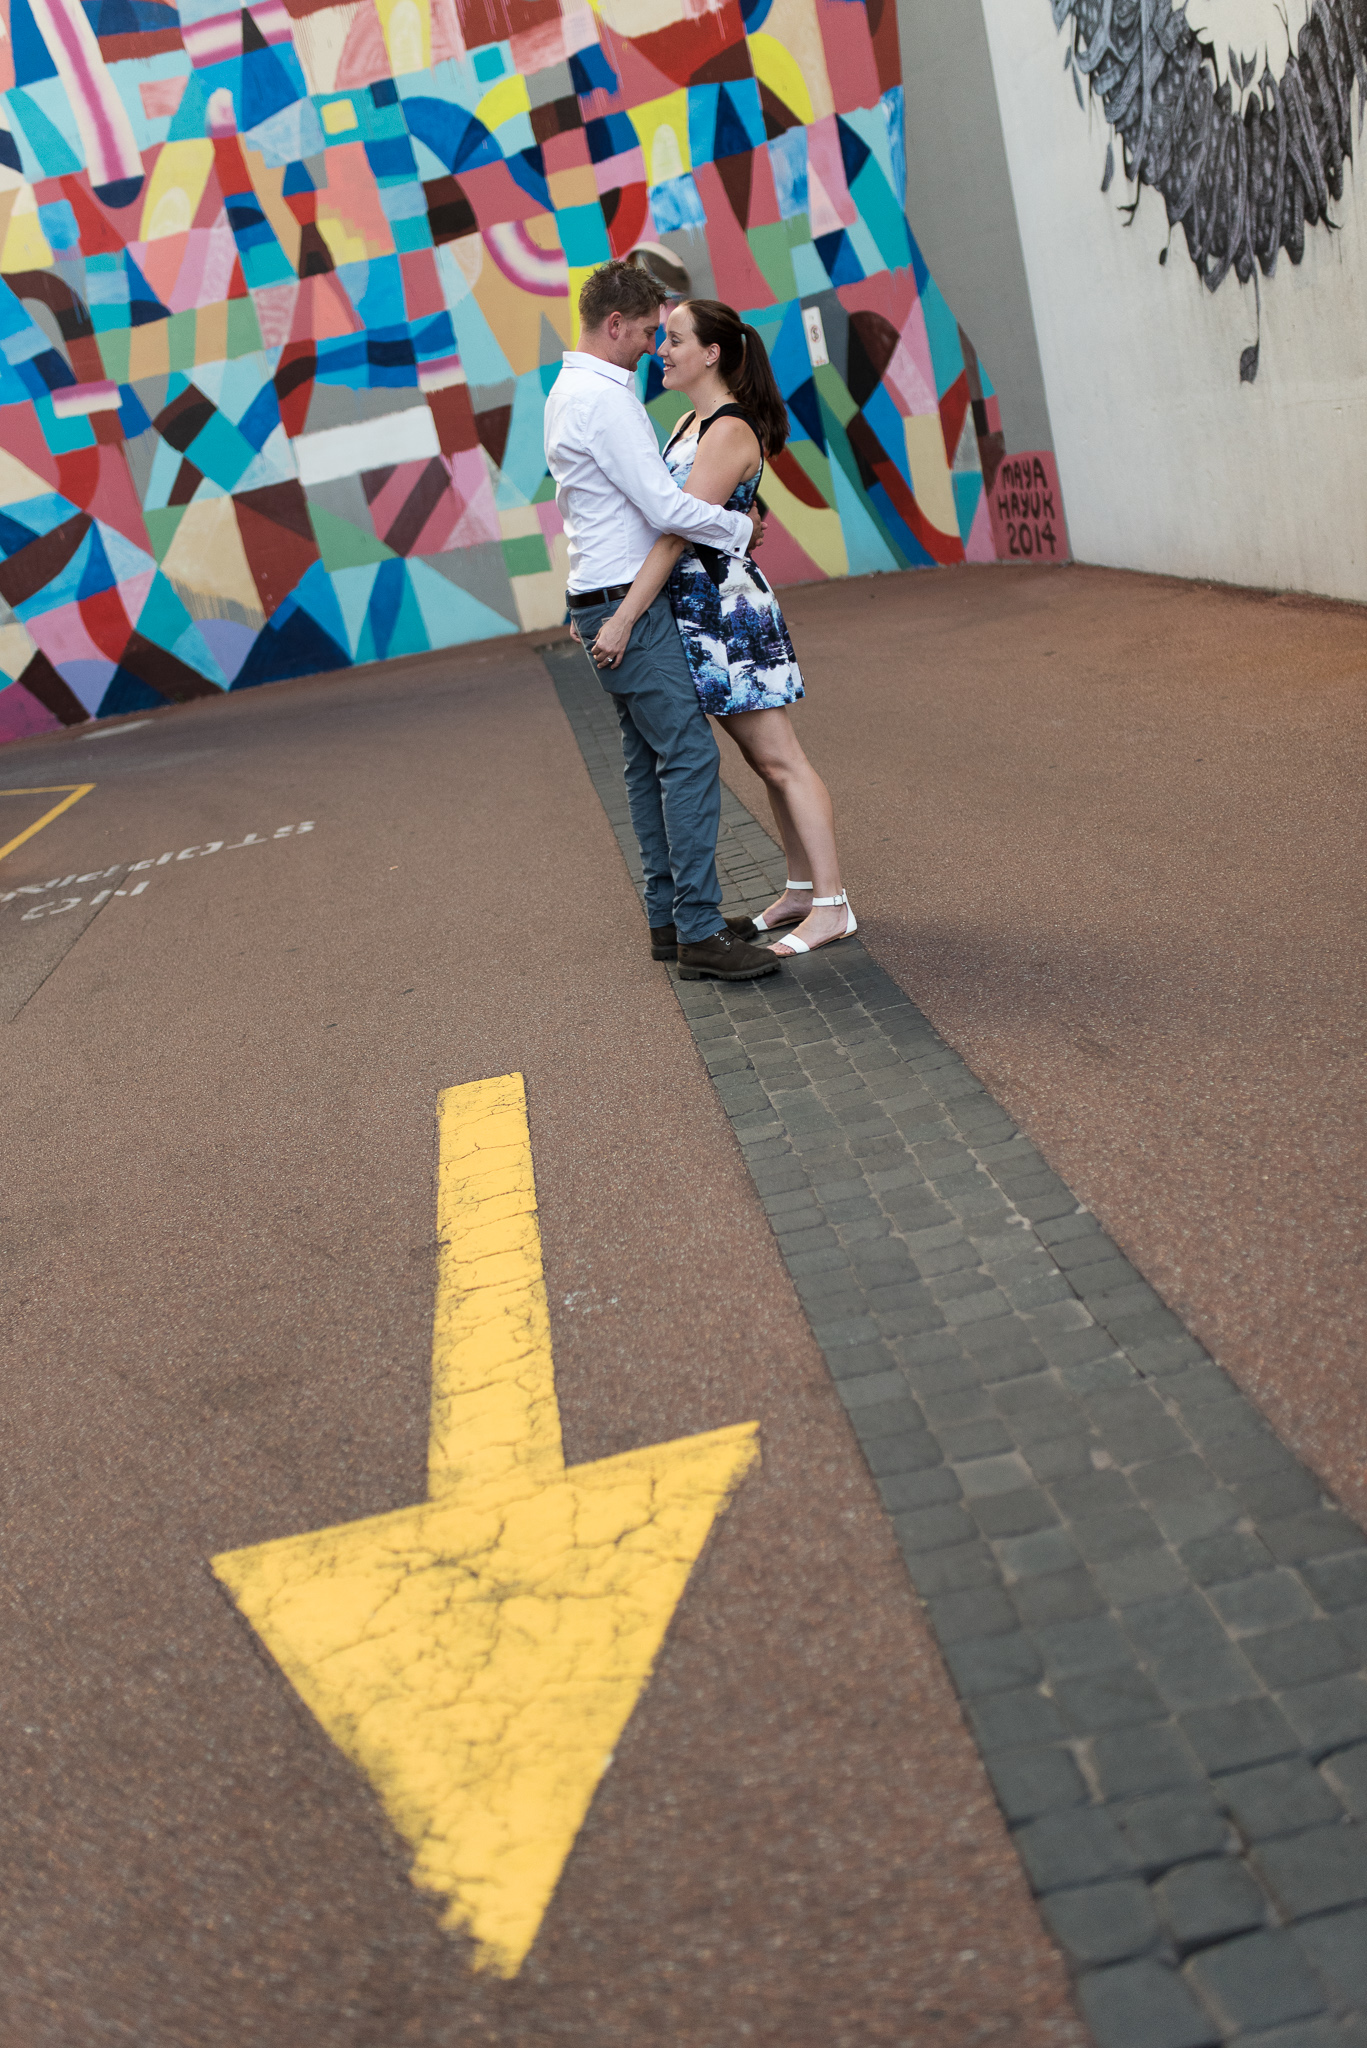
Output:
(718, 708), (850, 946)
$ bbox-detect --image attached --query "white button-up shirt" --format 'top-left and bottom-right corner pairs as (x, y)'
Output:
(543, 351), (753, 592)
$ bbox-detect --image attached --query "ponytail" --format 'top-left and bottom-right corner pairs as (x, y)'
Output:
(681, 299), (790, 456)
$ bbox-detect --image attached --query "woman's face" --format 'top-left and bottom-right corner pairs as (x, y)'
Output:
(658, 305), (716, 389)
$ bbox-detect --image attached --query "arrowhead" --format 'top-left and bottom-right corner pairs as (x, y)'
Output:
(213, 1421), (759, 1977)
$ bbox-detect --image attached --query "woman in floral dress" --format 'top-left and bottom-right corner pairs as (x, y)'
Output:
(588, 299), (855, 957)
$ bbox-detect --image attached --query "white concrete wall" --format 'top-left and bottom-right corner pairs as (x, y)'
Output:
(896, 0), (1053, 455)
(979, 1), (1367, 602)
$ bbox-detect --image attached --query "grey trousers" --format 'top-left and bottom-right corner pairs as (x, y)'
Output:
(571, 591), (723, 944)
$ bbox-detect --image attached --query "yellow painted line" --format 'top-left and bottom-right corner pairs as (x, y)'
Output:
(213, 1074), (760, 1978)
(0, 783), (95, 864)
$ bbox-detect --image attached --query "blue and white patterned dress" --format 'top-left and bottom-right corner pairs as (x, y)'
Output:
(663, 408), (805, 718)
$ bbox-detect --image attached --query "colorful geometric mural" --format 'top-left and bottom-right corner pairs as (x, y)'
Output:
(0, 0), (1010, 744)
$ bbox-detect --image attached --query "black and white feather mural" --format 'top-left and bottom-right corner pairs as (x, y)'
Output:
(1050, 0), (1367, 377)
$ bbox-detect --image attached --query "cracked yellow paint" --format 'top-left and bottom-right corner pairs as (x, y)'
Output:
(212, 1074), (759, 1977)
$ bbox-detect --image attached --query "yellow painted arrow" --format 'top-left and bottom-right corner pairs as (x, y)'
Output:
(213, 1074), (760, 1977)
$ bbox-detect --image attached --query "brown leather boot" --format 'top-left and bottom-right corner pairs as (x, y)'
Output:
(650, 916), (758, 961)
(676, 927), (781, 980)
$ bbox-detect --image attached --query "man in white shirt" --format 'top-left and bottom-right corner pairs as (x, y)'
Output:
(543, 260), (779, 982)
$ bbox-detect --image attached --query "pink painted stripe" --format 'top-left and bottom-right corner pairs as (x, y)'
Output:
(28, 0), (141, 189)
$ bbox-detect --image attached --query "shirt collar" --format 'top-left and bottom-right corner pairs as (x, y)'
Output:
(561, 350), (632, 385)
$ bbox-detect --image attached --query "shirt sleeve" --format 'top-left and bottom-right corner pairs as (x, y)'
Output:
(592, 396), (754, 557)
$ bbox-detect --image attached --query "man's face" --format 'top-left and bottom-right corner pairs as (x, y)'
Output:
(600, 306), (664, 371)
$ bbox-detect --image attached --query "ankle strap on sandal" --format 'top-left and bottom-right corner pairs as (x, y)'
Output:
(811, 891), (847, 907)
(784, 878), (813, 890)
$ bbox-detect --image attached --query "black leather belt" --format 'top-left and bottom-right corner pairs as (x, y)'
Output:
(566, 584), (631, 609)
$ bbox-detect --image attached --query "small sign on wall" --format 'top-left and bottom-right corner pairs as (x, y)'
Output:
(986, 450), (1070, 563)
(802, 306), (829, 369)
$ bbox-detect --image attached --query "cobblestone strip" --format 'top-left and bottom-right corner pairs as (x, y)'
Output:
(543, 642), (1367, 2048)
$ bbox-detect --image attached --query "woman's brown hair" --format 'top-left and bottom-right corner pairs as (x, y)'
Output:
(682, 299), (789, 457)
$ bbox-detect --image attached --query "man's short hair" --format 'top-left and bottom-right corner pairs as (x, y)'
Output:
(577, 259), (665, 331)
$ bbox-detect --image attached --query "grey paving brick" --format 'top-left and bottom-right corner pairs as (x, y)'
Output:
(1052, 1232), (1126, 1272)
(838, 1379), (918, 1421)
(943, 1631), (1044, 1697)
(938, 1416), (1012, 1461)
(1252, 1821), (1367, 1917)
(1126, 1336), (1207, 1377)
(967, 1686), (1069, 1752)
(1016, 1805), (1135, 1891)
(774, 1223), (837, 1256)
(1037, 1612), (1136, 1677)
(1063, 1354), (1147, 1396)
(892, 1502), (978, 1554)
(1052, 1468), (1142, 1519)
(1153, 1491), (1245, 1549)
(926, 1265), (1000, 1305)
(876, 1464), (962, 1513)
(942, 1287), (1013, 1327)
(1210, 1570), (1317, 1636)
(786, 1244), (854, 1279)
(1026, 1298), (1098, 1337)
(972, 1341), (1052, 1385)
(995, 1526), (1086, 1581)
(1023, 1434), (1096, 1483)
(1236, 1467), (1330, 1524)
(1093, 1724), (1207, 1800)
(811, 1312), (884, 1348)
(1073, 1507), (1169, 1564)
(1294, 1905), (1367, 2010)
(921, 1383), (996, 1426)
(1337, 1605), (1367, 1660)
(1076, 1958), (1219, 2048)
(862, 1428), (942, 1476)
(1322, 1744), (1367, 1820)
(913, 1240), (982, 1280)
(1072, 1256), (1147, 1300)
(1040, 1326), (1127, 1372)
(1036, 1210), (1103, 1247)
(1043, 1879), (1164, 1969)
(908, 1541), (999, 1596)
(1183, 1529), (1277, 1586)
(1003, 1271), (1076, 1312)
(824, 1340), (897, 1383)
(1240, 2020), (1364, 2048)
(1302, 1553), (1367, 1614)
(1244, 1621), (1358, 1692)
(1263, 1512), (1367, 1566)
(1056, 1666), (1169, 1733)
(1105, 1308), (1189, 1349)
(1124, 1593), (1263, 1710)
(926, 1585), (1018, 1644)
(1181, 1698), (1302, 1775)
(1202, 1432), (1299, 1486)
(955, 1452), (1034, 1499)
(1011, 1566), (1107, 1630)
(1278, 1676), (1367, 1759)
(1095, 1550), (1192, 1607)
(985, 1744), (1090, 1822)
(971, 1486), (1061, 1539)
(1114, 1789), (1231, 1874)
(1155, 1855), (1267, 1950)
(1185, 1928), (1327, 2033)
(1219, 1758), (1345, 1841)
(992, 1380), (1086, 1442)
(1132, 1456), (1224, 1507)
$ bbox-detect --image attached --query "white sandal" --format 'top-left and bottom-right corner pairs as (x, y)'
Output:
(771, 891), (858, 955)
(752, 879), (812, 933)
